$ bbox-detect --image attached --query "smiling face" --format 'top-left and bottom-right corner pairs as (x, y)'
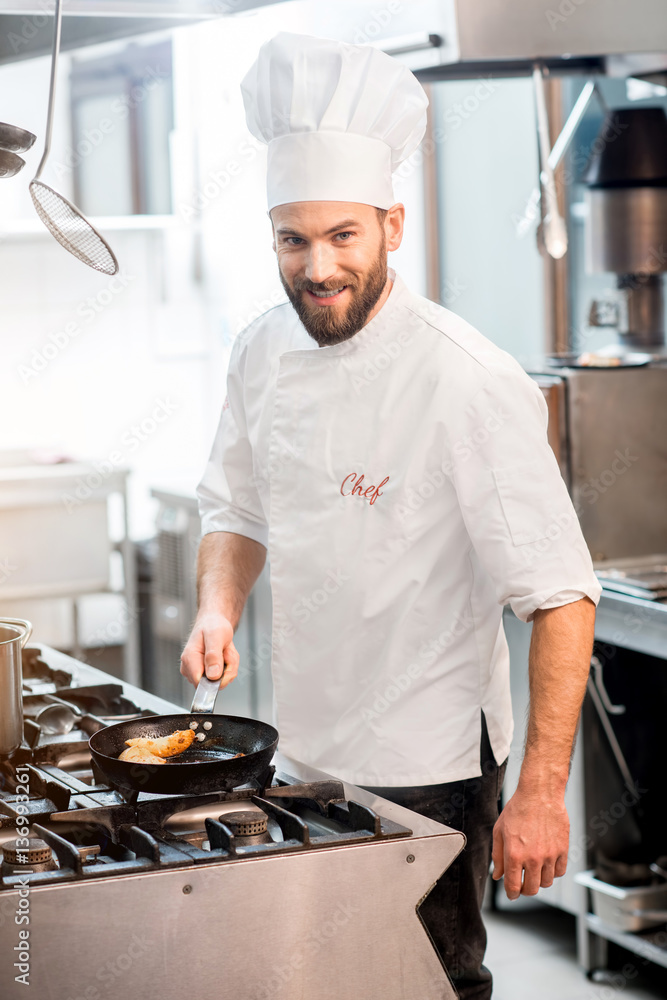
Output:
(270, 201), (404, 346)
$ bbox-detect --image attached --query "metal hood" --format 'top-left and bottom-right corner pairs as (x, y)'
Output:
(0, 1), (285, 64)
(0, 0), (664, 76)
(360, 0), (667, 80)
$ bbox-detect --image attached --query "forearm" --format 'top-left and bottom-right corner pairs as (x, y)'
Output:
(519, 596), (596, 798)
(197, 530), (267, 628)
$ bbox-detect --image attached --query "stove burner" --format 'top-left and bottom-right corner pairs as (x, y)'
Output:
(0, 646), (415, 892)
(1, 838), (56, 874)
(224, 810), (269, 837)
(219, 807), (274, 846)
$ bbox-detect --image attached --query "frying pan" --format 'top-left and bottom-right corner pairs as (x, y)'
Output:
(545, 351), (651, 369)
(90, 712), (279, 795)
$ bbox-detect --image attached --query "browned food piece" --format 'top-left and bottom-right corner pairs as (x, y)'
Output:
(577, 351), (621, 367)
(119, 745), (165, 765)
(124, 729), (197, 758)
(232, 752), (245, 759)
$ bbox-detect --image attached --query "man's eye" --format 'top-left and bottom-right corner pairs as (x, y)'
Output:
(285, 237), (304, 245)
(335, 232), (352, 241)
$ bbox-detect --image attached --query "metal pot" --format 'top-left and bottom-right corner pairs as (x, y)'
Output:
(0, 619), (33, 758)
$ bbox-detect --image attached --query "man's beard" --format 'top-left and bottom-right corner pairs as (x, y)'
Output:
(278, 238), (388, 347)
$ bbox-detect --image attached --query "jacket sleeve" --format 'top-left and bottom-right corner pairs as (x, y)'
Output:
(447, 364), (601, 622)
(196, 333), (269, 547)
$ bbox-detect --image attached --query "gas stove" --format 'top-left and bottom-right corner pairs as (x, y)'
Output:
(0, 645), (464, 1000)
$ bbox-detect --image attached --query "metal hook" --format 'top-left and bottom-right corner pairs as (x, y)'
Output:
(591, 654), (626, 715)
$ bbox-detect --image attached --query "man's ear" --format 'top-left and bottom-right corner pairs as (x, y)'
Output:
(385, 203), (405, 253)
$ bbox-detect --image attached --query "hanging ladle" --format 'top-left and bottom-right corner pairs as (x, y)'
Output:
(0, 150), (26, 178)
(0, 121), (36, 177)
(29, 0), (119, 275)
(0, 121), (36, 154)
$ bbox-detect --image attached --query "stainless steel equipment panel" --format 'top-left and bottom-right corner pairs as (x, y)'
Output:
(454, 0), (667, 61)
(530, 366), (667, 562)
(567, 367), (667, 561)
(0, 833), (463, 1000)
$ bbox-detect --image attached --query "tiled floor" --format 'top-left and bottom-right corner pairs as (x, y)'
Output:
(484, 906), (667, 999)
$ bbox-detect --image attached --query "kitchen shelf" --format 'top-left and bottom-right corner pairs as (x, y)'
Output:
(596, 589), (667, 661)
(0, 461), (139, 684)
(583, 913), (667, 971)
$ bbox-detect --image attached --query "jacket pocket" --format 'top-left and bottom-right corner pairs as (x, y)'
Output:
(492, 463), (553, 546)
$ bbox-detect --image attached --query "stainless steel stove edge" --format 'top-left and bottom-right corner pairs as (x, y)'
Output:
(0, 831), (464, 1000)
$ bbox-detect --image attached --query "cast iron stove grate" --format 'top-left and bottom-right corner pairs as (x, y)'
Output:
(1, 765), (412, 889)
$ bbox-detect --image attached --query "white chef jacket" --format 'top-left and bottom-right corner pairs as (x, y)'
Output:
(197, 267), (601, 786)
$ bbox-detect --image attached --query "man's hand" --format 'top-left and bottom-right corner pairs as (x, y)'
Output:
(180, 611), (240, 689)
(180, 531), (266, 690)
(492, 596), (595, 900)
(491, 787), (569, 899)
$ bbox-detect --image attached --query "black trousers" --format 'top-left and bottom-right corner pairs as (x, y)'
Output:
(362, 714), (507, 1000)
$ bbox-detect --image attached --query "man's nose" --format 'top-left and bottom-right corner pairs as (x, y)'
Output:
(303, 242), (337, 284)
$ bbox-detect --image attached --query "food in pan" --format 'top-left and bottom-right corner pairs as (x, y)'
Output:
(119, 746), (165, 765)
(116, 726), (246, 764)
(576, 351), (621, 367)
(124, 728), (197, 758)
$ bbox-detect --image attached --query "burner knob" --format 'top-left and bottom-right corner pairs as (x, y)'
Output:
(2, 838), (55, 868)
(223, 810), (268, 837)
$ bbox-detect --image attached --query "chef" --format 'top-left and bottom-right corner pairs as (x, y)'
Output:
(182, 32), (601, 1000)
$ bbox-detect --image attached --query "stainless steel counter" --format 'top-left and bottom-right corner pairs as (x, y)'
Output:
(595, 590), (667, 660)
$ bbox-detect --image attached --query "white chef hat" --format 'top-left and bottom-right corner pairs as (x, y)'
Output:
(240, 32), (429, 211)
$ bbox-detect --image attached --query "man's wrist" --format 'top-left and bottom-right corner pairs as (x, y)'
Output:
(196, 604), (236, 628)
(516, 759), (569, 800)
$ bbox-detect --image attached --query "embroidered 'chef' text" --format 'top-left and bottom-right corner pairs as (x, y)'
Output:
(340, 473), (389, 505)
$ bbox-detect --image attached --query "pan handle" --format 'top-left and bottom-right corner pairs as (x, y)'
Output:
(190, 675), (220, 714)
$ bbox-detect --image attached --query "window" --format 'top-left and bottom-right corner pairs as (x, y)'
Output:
(70, 39), (174, 217)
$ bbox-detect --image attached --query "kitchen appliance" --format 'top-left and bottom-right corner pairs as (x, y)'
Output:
(29, 0), (119, 276)
(528, 364), (667, 562)
(584, 107), (667, 350)
(0, 618), (32, 759)
(0, 644), (464, 1000)
(1, 1), (665, 77)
